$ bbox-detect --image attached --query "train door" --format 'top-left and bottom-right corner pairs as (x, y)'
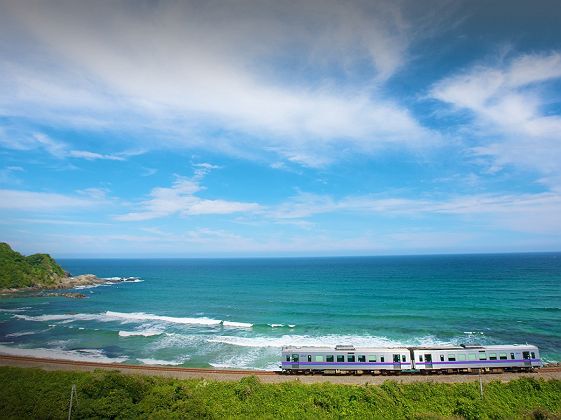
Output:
(424, 354), (432, 369)
(523, 351), (531, 367)
(393, 354), (401, 370)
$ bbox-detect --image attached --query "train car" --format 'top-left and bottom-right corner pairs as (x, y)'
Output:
(411, 344), (542, 372)
(281, 344), (413, 374)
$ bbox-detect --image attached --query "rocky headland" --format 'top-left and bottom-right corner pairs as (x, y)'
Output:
(0, 242), (139, 297)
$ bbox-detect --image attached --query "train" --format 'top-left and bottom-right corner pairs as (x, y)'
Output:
(281, 343), (542, 374)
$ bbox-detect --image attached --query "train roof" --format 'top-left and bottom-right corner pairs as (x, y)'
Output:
(282, 344), (538, 352)
(410, 344), (538, 351)
(281, 345), (409, 352)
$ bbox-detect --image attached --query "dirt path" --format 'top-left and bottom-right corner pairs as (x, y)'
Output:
(1, 354), (560, 385)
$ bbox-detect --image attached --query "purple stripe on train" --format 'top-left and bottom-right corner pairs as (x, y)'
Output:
(416, 359), (540, 365)
(281, 359), (541, 367)
(281, 362), (411, 366)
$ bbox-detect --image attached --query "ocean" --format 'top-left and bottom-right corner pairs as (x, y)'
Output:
(1, 254), (560, 369)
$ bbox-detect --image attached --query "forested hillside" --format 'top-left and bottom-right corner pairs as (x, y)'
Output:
(0, 243), (66, 289)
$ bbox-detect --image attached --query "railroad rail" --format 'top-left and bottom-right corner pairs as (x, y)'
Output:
(0, 354), (559, 376)
(0, 354), (277, 376)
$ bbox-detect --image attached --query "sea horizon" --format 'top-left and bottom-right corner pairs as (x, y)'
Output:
(52, 250), (561, 261)
(2, 253), (560, 369)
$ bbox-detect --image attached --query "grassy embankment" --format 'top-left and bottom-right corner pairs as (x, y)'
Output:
(0, 367), (560, 419)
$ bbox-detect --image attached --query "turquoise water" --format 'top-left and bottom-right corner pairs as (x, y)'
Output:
(1, 254), (560, 369)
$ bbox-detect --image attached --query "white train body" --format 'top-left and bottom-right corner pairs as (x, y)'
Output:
(281, 343), (542, 374)
(412, 344), (542, 371)
(281, 345), (412, 373)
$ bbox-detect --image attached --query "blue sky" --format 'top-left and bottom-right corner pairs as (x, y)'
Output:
(1, 0), (561, 257)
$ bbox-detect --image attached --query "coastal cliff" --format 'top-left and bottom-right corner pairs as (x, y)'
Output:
(0, 242), (67, 289)
(0, 243), (124, 294)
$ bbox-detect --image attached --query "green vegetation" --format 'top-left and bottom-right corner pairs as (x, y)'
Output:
(0, 367), (560, 419)
(0, 242), (66, 289)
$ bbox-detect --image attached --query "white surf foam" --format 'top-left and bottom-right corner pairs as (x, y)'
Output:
(268, 324), (296, 328)
(208, 334), (453, 349)
(74, 284), (102, 290)
(0, 344), (127, 363)
(223, 321), (253, 328)
(119, 329), (164, 337)
(6, 331), (38, 337)
(0, 308), (27, 313)
(14, 313), (106, 323)
(106, 311), (223, 326)
(15, 310), (252, 331)
(137, 357), (188, 366)
(209, 348), (278, 371)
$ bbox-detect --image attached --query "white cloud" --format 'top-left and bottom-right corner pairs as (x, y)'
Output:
(192, 162), (221, 180)
(269, 190), (561, 234)
(430, 52), (561, 186)
(68, 150), (124, 161)
(0, 0), (443, 166)
(0, 166), (24, 185)
(0, 131), (138, 162)
(0, 189), (104, 210)
(116, 177), (261, 221)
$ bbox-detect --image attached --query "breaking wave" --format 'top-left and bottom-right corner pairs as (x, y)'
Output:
(137, 357), (188, 366)
(119, 329), (165, 337)
(207, 334), (453, 349)
(14, 311), (252, 328)
(0, 344), (127, 363)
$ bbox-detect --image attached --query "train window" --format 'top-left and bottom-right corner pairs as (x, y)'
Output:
(348, 355), (356, 363)
(419, 355), (423, 362)
(440, 354), (444, 362)
(468, 353), (476, 360)
(402, 355), (406, 362)
(291, 354), (299, 362)
(286, 355), (290, 362)
(393, 354), (400, 363)
(479, 352), (486, 360)
(499, 353), (507, 360)
(307, 355), (311, 362)
(458, 354), (466, 361)
(489, 353), (497, 360)
(368, 355), (377, 362)
(510, 353), (515, 360)
(337, 355), (345, 362)
(315, 355), (324, 362)
(531, 352), (536, 359)
(448, 354), (456, 362)
(380, 356), (385, 362)
(523, 351), (530, 359)
(358, 355), (366, 363)
(326, 355), (334, 362)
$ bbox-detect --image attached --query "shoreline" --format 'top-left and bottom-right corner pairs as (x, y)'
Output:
(0, 274), (140, 296)
(1, 354), (560, 384)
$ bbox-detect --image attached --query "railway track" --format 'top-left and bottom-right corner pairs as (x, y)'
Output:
(0, 354), (277, 375)
(1, 354), (559, 376)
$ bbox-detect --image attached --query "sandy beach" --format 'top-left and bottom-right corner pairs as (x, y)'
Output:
(1, 354), (560, 385)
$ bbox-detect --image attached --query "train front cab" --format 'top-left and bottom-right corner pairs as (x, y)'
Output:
(281, 347), (412, 375)
(411, 345), (542, 373)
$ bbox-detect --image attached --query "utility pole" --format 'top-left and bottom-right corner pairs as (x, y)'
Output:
(479, 369), (484, 398)
(68, 384), (78, 420)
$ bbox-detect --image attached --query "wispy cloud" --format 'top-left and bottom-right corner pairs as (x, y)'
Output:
(0, 166), (24, 185)
(116, 177), (261, 221)
(0, 132), (140, 162)
(269, 190), (561, 234)
(0, 0), (445, 166)
(430, 51), (561, 187)
(0, 189), (105, 211)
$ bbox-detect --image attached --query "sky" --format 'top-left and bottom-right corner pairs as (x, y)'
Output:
(1, 0), (561, 257)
